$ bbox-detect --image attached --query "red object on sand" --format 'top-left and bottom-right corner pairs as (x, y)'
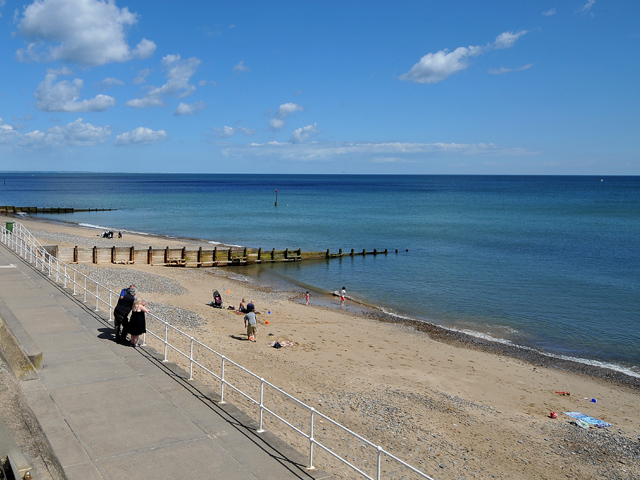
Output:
(550, 412), (558, 419)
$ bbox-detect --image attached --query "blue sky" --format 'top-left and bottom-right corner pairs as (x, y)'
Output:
(0, 0), (638, 174)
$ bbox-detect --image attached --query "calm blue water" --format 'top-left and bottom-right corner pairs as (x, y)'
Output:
(2, 173), (639, 375)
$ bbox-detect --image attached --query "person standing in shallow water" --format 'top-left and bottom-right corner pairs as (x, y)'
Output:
(340, 286), (346, 308)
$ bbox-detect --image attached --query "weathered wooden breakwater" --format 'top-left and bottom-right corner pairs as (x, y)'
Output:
(52, 245), (401, 267)
(0, 206), (116, 214)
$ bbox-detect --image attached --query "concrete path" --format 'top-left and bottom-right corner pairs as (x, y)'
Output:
(0, 244), (332, 480)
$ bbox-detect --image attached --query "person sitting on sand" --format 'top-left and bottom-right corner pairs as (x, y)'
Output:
(238, 299), (248, 313)
(244, 304), (257, 342)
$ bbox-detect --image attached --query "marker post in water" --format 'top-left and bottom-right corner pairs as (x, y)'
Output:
(275, 189), (278, 207)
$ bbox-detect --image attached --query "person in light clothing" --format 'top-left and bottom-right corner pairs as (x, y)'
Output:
(244, 303), (257, 342)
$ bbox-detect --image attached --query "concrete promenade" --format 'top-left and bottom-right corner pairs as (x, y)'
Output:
(0, 243), (332, 480)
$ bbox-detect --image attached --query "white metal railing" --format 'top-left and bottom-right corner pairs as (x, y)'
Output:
(1, 221), (435, 480)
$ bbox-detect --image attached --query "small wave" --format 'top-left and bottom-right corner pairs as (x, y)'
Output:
(451, 328), (640, 379)
(78, 223), (110, 230)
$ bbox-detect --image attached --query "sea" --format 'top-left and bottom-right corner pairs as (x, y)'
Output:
(2, 173), (639, 377)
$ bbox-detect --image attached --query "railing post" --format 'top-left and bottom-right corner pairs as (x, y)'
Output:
(163, 323), (169, 361)
(83, 276), (87, 302)
(64, 265), (68, 288)
(95, 284), (99, 311)
(189, 338), (194, 380)
(377, 445), (383, 480)
(73, 271), (77, 295)
(308, 407), (316, 470)
(257, 379), (265, 433)
(219, 356), (226, 404)
(109, 292), (113, 322)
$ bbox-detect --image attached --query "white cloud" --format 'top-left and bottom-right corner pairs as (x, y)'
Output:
(222, 140), (535, 162)
(269, 118), (285, 131)
(16, 0), (156, 66)
(400, 46), (482, 84)
(401, 31), (528, 84)
(488, 64), (533, 75)
(46, 118), (111, 145)
(34, 71), (115, 112)
(114, 127), (167, 145)
(579, 0), (596, 15)
(16, 118), (110, 147)
(174, 100), (207, 116)
(290, 123), (318, 144)
(494, 30), (528, 49)
(233, 60), (251, 73)
(0, 118), (19, 144)
(100, 77), (124, 88)
(212, 126), (256, 138)
(269, 102), (304, 131)
(126, 54), (201, 108)
(134, 68), (151, 85)
(543, 8), (556, 16)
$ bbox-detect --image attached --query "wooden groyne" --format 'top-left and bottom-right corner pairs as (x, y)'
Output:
(0, 206), (116, 214)
(54, 245), (402, 267)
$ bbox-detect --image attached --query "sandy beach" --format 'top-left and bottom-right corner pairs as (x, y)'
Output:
(4, 215), (640, 480)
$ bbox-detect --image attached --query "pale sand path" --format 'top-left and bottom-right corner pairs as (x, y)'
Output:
(5, 214), (640, 479)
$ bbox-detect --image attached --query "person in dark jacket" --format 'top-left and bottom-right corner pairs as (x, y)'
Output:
(113, 287), (136, 343)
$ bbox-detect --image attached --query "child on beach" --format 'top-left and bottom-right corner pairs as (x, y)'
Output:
(305, 291), (310, 305)
(340, 286), (346, 308)
(244, 304), (258, 342)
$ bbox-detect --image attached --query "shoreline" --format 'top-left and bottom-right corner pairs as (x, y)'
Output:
(4, 213), (640, 479)
(9, 212), (640, 388)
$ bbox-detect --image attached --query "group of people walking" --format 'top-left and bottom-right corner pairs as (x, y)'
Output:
(113, 284), (150, 347)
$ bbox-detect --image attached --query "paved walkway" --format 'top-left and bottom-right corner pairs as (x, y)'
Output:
(0, 244), (332, 480)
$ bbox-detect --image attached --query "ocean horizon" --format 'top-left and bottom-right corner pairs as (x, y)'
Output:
(2, 172), (639, 377)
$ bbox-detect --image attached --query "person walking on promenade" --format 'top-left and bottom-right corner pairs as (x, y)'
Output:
(128, 299), (149, 347)
(113, 287), (136, 343)
(244, 304), (258, 342)
(340, 286), (346, 308)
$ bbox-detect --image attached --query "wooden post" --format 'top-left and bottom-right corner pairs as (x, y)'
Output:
(243, 247), (247, 261)
(362, 248), (366, 256)
(164, 246), (169, 265)
(326, 249), (330, 258)
(350, 248), (354, 256)
(271, 248), (275, 261)
(181, 247), (186, 264)
(213, 247), (217, 264)
(198, 246), (202, 267)
(111, 246), (116, 263)
(258, 247), (262, 260)
(73, 246), (78, 263)
(130, 246), (135, 263)
(339, 248), (342, 256)
(384, 249), (388, 255)
(148, 247), (153, 265)
(374, 249), (378, 256)
(298, 248), (301, 258)
(284, 248), (288, 259)
(93, 246), (98, 264)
